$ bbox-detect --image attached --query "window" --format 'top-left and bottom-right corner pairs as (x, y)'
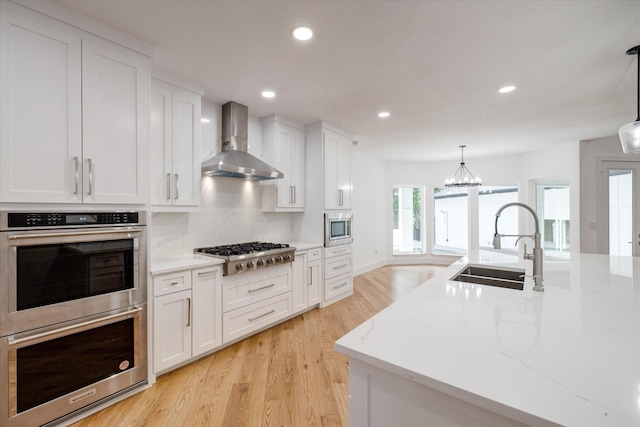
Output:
(433, 187), (468, 255)
(479, 186), (519, 250)
(393, 186), (424, 254)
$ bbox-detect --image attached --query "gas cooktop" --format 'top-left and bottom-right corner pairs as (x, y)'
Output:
(194, 242), (295, 276)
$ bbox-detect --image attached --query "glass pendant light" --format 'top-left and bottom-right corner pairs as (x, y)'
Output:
(619, 45), (640, 154)
(444, 145), (481, 187)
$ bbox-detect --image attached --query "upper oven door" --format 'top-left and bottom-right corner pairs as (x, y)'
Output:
(0, 226), (147, 336)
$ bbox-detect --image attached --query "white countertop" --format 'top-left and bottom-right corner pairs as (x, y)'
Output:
(150, 255), (224, 275)
(286, 241), (323, 251)
(335, 250), (640, 426)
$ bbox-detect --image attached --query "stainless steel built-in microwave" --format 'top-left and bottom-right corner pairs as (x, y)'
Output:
(325, 212), (353, 247)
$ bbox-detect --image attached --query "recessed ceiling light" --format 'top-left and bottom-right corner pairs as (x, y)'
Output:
(292, 26), (313, 41)
(498, 85), (516, 93)
(262, 90), (276, 98)
(200, 117), (211, 123)
(378, 111), (390, 118)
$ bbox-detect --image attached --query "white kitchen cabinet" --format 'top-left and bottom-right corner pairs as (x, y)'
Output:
(261, 115), (306, 211)
(322, 244), (353, 305)
(191, 266), (222, 357)
(0, 7), (148, 204)
(152, 265), (223, 373)
(323, 128), (352, 210)
(292, 251), (308, 314)
(307, 247), (323, 306)
(150, 79), (201, 208)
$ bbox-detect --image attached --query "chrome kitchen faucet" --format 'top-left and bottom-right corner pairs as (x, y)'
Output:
(493, 202), (544, 292)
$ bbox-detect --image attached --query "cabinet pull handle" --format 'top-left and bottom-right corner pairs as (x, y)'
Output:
(87, 158), (93, 195)
(186, 297), (191, 327)
(289, 186), (294, 204)
(333, 248), (349, 254)
(333, 263), (348, 270)
(197, 270), (218, 277)
(308, 267), (312, 285)
(339, 189), (344, 206)
(166, 173), (171, 200)
(293, 186), (296, 204)
(249, 309), (275, 322)
(174, 174), (179, 199)
(170, 281), (179, 286)
(248, 283), (275, 293)
(73, 156), (79, 195)
(333, 281), (349, 289)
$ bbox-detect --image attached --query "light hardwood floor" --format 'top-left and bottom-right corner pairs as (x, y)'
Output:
(70, 264), (444, 427)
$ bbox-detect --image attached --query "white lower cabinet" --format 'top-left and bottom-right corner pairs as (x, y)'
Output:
(221, 265), (292, 344)
(292, 246), (323, 315)
(323, 245), (353, 305)
(153, 265), (222, 374)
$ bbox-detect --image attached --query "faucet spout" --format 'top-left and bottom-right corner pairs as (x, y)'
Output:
(494, 202), (544, 292)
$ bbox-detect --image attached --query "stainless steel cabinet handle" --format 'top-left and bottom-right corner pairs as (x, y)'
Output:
(293, 186), (296, 204)
(333, 281), (349, 289)
(290, 186), (294, 204)
(166, 173), (171, 200)
(308, 266), (313, 285)
(186, 297), (191, 326)
(338, 189), (344, 206)
(174, 173), (179, 200)
(73, 156), (79, 195)
(87, 158), (93, 195)
(170, 281), (179, 286)
(248, 309), (275, 322)
(248, 283), (276, 293)
(197, 270), (218, 277)
(333, 263), (348, 270)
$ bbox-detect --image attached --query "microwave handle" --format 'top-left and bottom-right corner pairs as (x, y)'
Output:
(8, 227), (144, 241)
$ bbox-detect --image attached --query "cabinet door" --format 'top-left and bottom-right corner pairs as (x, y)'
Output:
(0, 11), (82, 203)
(154, 290), (192, 373)
(276, 124), (305, 209)
(323, 129), (341, 209)
(150, 84), (173, 205)
(171, 88), (201, 206)
(82, 41), (148, 204)
(291, 252), (308, 314)
(308, 260), (322, 306)
(192, 266), (222, 357)
(335, 134), (352, 209)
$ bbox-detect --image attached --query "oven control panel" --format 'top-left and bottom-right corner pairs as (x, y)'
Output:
(6, 212), (140, 228)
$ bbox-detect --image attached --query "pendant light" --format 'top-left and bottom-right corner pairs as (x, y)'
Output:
(619, 45), (640, 154)
(444, 145), (481, 187)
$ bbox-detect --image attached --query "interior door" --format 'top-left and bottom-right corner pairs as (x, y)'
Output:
(598, 159), (640, 256)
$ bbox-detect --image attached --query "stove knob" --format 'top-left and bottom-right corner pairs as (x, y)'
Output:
(284, 254), (292, 262)
(235, 263), (244, 272)
(266, 257), (274, 265)
(275, 255), (283, 263)
(256, 259), (265, 267)
(246, 260), (255, 269)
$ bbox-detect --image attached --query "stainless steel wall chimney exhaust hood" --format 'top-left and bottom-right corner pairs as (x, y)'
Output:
(201, 101), (284, 180)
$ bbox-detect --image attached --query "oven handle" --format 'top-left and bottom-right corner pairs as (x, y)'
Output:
(8, 227), (144, 241)
(7, 306), (143, 349)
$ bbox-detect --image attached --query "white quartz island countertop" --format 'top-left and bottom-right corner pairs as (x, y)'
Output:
(335, 250), (640, 426)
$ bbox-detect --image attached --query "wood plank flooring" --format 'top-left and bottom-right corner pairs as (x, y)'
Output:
(70, 264), (444, 427)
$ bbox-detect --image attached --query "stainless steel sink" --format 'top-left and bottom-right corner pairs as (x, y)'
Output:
(451, 265), (525, 290)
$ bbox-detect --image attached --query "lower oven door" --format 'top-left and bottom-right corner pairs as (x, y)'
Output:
(0, 304), (147, 427)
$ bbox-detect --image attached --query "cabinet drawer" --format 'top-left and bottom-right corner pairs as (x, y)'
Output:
(153, 271), (192, 297)
(223, 267), (291, 313)
(307, 248), (322, 261)
(324, 253), (352, 280)
(325, 245), (352, 259)
(325, 273), (353, 301)
(223, 293), (292, 344)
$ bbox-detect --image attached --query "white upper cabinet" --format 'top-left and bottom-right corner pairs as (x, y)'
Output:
(261, 115), (305, 211)
(0, 6), (149, 204)
(150, 79), (201, 208)
(323, 128), (352, 210)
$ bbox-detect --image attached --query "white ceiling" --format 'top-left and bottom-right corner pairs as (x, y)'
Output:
(54, 0), (640, 162)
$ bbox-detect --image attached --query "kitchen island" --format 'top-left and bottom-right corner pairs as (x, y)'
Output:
(335, 250), (640, 426)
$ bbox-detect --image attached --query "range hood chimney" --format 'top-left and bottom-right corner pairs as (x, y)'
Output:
(201, 101), (284, 180)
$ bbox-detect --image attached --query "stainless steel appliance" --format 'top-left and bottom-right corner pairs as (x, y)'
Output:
(194, 241), (295, 276)
(325, 212), (353, 247)
(0, 211), (147, 427)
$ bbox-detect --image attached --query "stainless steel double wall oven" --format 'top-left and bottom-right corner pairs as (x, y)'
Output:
(0, 211), (148, 427)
